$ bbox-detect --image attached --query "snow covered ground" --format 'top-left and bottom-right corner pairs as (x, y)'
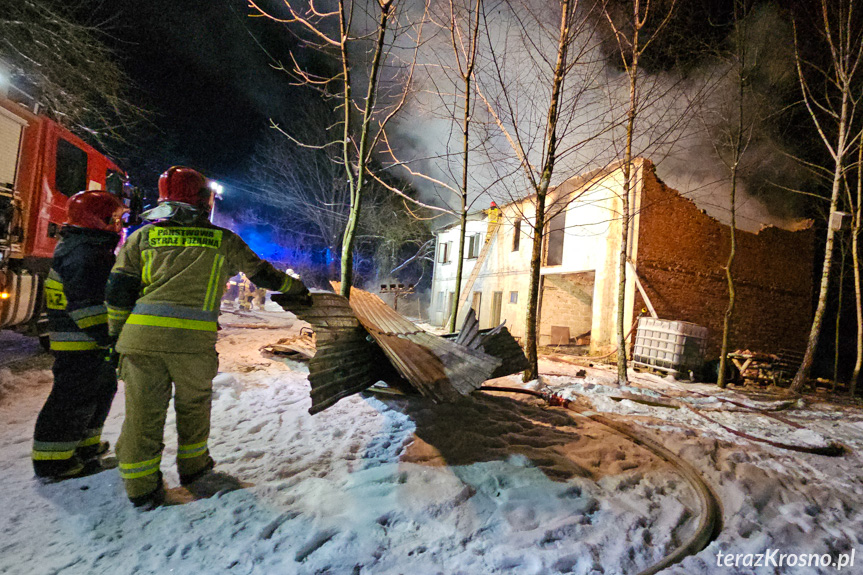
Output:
(1, 308), (862, 574)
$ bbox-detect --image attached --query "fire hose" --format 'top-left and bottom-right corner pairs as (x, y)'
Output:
(479, 385), (722, 575)
(542, 354), (848, 457)
(649, 385), (846, 457)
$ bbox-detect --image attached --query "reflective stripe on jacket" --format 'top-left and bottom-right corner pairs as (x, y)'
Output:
(106, 219), (297, 354)
(45, 227), (119, 352)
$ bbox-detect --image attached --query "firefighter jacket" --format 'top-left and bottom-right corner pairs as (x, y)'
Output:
(105, 215), (302, 354)
(44, 226), (119, 351)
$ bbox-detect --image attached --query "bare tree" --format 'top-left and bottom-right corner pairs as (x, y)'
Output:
(791, 0), (863, 392)
(474, 0), (609, 381)
(370, 0), (497, 330)
(710, 0), (756, 388)
(248, 0), (422, 297)
(851, 136), (863, 392)
(247, 120), (433, 285)
(441, 0), (483, 332)
(249, 122), (351, 263)
(0, 0), (143, 147)
(603, 0), (677, 384)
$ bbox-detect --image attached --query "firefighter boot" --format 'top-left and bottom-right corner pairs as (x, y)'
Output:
(179, 455), (215, 485)
(129, 473), (166, 511)
(76, 440), (110, 462)
(34, 455), (86, 483)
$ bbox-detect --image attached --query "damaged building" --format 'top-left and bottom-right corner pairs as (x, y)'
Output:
(430, 158), (815, 358)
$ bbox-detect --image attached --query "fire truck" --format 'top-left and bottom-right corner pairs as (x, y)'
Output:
(0, 94), (136, 332)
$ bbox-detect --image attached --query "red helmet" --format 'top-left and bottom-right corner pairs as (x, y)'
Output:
(158, 166), (213, 211)
(66, 191), (127, 232)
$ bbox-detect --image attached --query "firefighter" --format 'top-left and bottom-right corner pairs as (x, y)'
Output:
(32, 190), (127, 481)
(106, 166), (308, 508)
(236, 273), (253, 311)
(252, 286), (267, 310)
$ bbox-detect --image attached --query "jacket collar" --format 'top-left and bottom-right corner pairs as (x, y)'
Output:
(141, 201), (210, 226)
(60, 226), (121, 249)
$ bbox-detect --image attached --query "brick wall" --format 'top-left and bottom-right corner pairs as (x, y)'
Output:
(635, 162), (815, 357)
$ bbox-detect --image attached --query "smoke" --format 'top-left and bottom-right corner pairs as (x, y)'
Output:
(650, 3), (810, 232)
(387, 0), (615, 213)
(384, 0), (811, 232)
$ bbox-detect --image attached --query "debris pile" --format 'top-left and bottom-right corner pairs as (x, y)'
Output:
(273, 286), (528, 413)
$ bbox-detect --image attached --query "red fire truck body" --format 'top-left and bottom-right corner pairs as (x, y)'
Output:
(1, 96), (126, 329)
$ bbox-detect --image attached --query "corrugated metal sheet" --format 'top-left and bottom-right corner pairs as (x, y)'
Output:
(453, 307), (483, 348)
(333, 284), (502, 403)
(450, 309), (530, 378)
(274, 288), (508, 412)
(273, 292), (390, 414)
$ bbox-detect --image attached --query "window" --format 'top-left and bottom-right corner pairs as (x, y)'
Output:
(512, 218), (522, 252)
(467, 234), (481, 259)
(437, 241), (452, 264)
(510, 291), (518, 304)
(545, 208), (566, 266)
(0, 113), (24, 191)
(55, 139), (88, 197)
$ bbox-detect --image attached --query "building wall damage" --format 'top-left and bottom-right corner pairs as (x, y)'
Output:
(635, 166), (814, 357)
(429, 158), (815, 359)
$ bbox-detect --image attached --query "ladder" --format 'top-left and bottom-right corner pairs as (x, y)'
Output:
(452, 219), (500, 325)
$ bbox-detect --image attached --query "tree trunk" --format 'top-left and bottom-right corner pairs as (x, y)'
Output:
(616, 14), (640, 385)
(449, 206), (467, 331)
(852, 224), (862, 394)
(523, 0), (571, 382)
(523, 199), (546, 381)
(616, 151), (632, 385)
(717, 164), (738, 388)
(448, 71), (474, 332)
(834, 241), (846, 389)
(340, 190), (360, 295)
(338, 0), (356, 297)
(851, 141), (862, 395)
(791, 93), (849, 391)
(339, 0), (392, 298)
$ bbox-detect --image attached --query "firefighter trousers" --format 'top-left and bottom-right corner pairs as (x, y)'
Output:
(33, 350), (118, 477)
(116, 351), (218, 499)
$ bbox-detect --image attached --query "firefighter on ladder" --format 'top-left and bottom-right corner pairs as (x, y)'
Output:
(106, 166), (308, 509)
(32, 191), (128, 481)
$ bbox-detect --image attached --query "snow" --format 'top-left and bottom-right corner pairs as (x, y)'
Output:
(1, 311), (862, 574)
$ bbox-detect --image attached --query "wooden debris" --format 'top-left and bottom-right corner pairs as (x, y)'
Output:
(260, 329), (317, 361)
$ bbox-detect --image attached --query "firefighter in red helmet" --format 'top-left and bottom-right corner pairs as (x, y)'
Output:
(106, 166), (308, 508)
(32, 190), (127, 481)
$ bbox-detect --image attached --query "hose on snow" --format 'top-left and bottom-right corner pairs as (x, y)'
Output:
(479, 385), (721, 575)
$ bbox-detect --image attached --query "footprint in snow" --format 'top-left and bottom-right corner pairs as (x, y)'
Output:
(294, 528), (339, 563)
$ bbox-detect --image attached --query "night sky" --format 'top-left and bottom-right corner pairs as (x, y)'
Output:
(76, 0), (847, 229)
(86, 1), (825, 216)
(90, 0), (313, 195)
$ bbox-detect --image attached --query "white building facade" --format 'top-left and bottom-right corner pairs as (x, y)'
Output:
(430, 161), (643, 354)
